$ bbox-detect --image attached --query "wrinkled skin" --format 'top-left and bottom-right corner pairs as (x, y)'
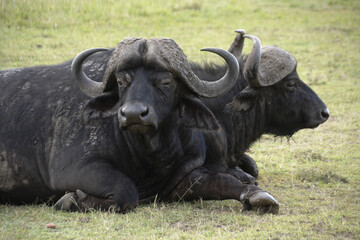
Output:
(0, 40), (279, 214)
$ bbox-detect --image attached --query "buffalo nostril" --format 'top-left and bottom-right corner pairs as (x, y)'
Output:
(141, 108), (149, 118)
(321, 108), (330, 119)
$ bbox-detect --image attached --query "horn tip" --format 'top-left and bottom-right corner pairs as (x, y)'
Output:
(235, 29), (246, 35)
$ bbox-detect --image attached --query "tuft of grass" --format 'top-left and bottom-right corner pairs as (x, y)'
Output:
(1, 0), (360, 239)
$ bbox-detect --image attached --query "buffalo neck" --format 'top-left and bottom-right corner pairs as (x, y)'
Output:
(118, 114), (189, 200)
(121, 114), (184, 174)
(229, 95), (269, 157)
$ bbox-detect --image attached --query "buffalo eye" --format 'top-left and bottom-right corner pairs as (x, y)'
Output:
(116, 73), (131, 88)
(286, 80), (297, 92)
(154, 78), (174, 88)
(160, 78), (172, 86)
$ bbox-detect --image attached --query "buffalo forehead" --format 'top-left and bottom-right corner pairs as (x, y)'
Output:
(103, 38), (187, 90)
(110, 38), (145, 71)
(117, 38), (185, 71)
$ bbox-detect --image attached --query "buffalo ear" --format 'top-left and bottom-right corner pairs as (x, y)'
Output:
(83, 91), (120, 121)
(179, 95), (220, 131)
(226, 86), (256, 112)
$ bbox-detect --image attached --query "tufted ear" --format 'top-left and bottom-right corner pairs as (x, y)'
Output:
(82, 90), (120, 121)
(179, 95), (220, 131)
(226, 86), (257, 112)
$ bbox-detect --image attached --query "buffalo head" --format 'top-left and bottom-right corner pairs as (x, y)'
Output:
(72, 38), (239, 134)
(228, 33), (329, 136)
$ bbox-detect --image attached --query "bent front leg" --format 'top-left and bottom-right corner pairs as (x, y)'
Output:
(54, 189), (136, 213)
(167, 167), (279, 214)
(51, 163), (139, 213)
(237, 153), (259, 178)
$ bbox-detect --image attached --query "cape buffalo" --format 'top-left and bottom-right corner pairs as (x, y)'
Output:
(0, 38), (279, 214)
(197, 30), (329, 177)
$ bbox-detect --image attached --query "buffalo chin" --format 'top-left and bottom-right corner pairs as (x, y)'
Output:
(305, 122), (320, 129)
(126, 124), (156, 135)
(269, 120), (324, 137)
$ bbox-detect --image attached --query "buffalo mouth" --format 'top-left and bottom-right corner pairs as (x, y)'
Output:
(304, 122), (321, 129)
(303, 108), (330, 129)
(270, 108), (329, 136)
(122, 123), (157, 134)
(302, 120), (324, 129)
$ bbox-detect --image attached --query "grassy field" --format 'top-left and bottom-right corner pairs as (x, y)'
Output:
(1, 0), (359, 239)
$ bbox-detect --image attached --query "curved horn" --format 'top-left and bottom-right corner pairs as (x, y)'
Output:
(187, 48), (239, 98)
(243, 35), (263, 87)
(72, 48), (109, 97)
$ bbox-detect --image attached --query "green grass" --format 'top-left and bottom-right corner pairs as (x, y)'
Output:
(1, 0), (360, 239)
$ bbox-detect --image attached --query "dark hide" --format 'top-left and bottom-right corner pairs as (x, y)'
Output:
(0, 44), (279, 214)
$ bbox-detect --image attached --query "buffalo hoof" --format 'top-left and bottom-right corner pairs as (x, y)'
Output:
(241, 191), (279, 214)
(54, 192), (81, 212)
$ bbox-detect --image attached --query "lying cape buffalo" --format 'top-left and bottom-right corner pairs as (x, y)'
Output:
(0, 37), (279, 214)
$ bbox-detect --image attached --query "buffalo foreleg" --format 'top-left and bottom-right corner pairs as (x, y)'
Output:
(51, 163), (139, 213)
(167, 167), (279, 214)
(54, 189), (132, 212)
(236, 153), (259, 178)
